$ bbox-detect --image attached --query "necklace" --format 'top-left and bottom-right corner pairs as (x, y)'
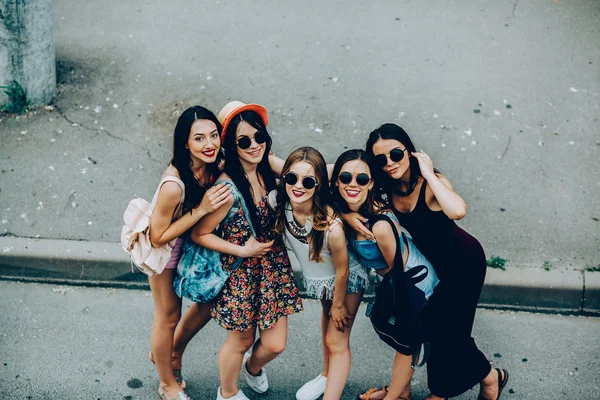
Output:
(393, 177), (418, 197)
(285, 204), (312, 237)
(193, 171), (206, 186)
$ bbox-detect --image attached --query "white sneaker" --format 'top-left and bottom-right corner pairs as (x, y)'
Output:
(216, 387), (249, 400)
(296, 374), (328, 400)
(242, 351), (269, 393)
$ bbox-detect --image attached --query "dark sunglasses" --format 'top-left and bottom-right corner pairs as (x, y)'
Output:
(283, 172), (318, 190)
(338, 172), (371, 186)
(237, 130), (269, 150)
(373, 147), (407, 168)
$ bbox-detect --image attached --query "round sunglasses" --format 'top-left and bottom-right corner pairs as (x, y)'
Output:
(373, 147), (408, 168)
(338, 171), (371, 186)
(283, 172), (318, 190)
(237, 130), (269, 150)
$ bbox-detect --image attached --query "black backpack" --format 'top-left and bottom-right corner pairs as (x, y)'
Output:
(365, 214), (431, 364)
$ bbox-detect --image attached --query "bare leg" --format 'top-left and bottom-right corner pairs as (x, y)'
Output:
(322, 291), (363, 400)
(172, 302), (212, 369)
(218, 328), (255, 398)
(148, 269), (183, 397)
(479, 367), (505, 400)
(359, 351), (412, 400)
(320, 299), (333, 377)
(384, 353), (414, 399)
(246, 316), (288, 375)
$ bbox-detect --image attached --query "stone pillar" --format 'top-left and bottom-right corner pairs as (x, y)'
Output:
(0, 0), (55, 112)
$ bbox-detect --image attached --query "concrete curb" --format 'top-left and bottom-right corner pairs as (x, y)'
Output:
(1, 236), (598, 314)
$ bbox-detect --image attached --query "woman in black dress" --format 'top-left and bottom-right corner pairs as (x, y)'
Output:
(353, 123), (509, 400)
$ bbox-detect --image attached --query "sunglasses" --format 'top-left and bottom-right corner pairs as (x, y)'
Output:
(373, 147), (408, 168)
(338, 172), (371, 186)
(283, 172), (318, 190)
(237, 130), (269, 150)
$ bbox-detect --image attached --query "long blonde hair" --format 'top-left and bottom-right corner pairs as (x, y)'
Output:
(273, 147), (333, 262)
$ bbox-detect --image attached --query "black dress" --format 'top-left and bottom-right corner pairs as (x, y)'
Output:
(393, 182), (491, 398)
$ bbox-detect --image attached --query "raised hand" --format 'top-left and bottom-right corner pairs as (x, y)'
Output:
(195, 182), (232, 215)
(412, 151), (435, 180)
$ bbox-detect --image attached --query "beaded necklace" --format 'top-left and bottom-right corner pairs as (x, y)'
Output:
(285, 203), (312, 237)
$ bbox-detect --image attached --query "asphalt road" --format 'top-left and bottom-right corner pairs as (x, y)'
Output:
(0, 280), (598, 399)
(0, 0), (598, 272)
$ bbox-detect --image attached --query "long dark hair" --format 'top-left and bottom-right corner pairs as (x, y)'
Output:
(330, 149), (379, 218)
(365, 123), (421, 204)
(273, 147), (331, 262)
(222, 110), (276, 235)
(171, 106), (224, 213)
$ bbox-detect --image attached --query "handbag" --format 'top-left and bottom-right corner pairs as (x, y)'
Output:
(365, 213), (431, 362)
(120, 175), (185, 276)
(173, 180), (256, 303)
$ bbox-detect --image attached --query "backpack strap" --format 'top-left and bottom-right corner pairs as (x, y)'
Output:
(267, 189), (278, 209)
(411, 341), (431, 369)
(370, 213), (429, 286)
(368, 213), (405, 272)
(150, 175), (186, 217)
(214, 179), (257, 238)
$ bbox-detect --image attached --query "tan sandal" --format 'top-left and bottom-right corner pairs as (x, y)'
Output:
(360, 386), (411, 400)
(360, 386), (386, 400)
(149, 351), (186, 389)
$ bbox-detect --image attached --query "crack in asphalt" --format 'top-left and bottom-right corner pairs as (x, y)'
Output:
(512, 0), (520, 18)
(55, 105), (123, 141)
(54, 106), (160, 162)
(499, 135), (512, 160)
(0, 232), (90, 241)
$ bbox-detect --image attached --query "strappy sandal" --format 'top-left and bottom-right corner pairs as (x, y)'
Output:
(149, 351), (186, 389)
(360, 386), (411, 400)
(360, 387), (387, 400)
(157, 386), (191, 400)
(477, 368), (509, 400)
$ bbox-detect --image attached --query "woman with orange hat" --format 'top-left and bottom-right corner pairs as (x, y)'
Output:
(190, 101), (303, 400)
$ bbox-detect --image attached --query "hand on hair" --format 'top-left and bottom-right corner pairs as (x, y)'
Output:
(413, 151), (435, 180)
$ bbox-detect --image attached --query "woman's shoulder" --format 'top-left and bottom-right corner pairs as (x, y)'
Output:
(373, 205), (392, 215)
(163, 164), (181, 178)
(324, 206), (341, 226)
(371, 210), (401, 236)
(159, 165), (184, 190)
(325, 217), (346, 249)
(156, 179), (184, 204)
(215, 172), (232, 184)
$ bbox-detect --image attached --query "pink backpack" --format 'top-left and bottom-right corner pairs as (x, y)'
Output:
(121, 175), (185, 276)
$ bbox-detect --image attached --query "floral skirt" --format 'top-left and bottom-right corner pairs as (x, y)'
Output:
(211, 246), (303, 332)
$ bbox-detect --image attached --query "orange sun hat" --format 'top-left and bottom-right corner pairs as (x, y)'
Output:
(217, 100), (269, 142)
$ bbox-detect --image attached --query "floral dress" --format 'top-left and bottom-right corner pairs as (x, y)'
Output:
(211, 194), (303, 332)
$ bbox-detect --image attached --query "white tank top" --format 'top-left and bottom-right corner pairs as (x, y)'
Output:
(268, 190), (368, 299)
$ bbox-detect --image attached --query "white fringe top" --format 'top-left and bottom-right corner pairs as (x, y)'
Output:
(284, 219), (369, 300)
